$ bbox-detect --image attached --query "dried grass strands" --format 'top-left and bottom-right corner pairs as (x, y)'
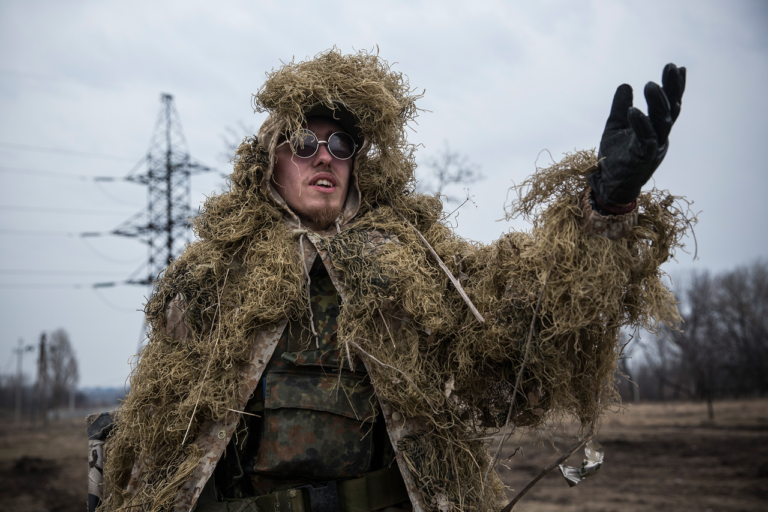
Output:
(349, 340), (438, 414)
(393, 207), (485, 324)
(181, 269), (230, 446)
(481, 266), (551, 497)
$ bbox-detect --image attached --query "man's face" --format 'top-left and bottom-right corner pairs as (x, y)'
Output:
(272, 117), (353, 230)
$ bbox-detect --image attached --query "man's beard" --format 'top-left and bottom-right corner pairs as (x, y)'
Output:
(308, 202), (341, 230)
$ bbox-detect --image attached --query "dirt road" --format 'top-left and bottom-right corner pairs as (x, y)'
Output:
(0, 399), (766, 511)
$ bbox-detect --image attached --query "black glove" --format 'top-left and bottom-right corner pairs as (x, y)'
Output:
(588, 63), (686, 207)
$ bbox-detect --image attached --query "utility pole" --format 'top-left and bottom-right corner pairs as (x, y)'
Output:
(32, 333), (47, 427)
(40, 333), (48, 426)
(13, 338), (34, 425)
(112, 93), (213, 286)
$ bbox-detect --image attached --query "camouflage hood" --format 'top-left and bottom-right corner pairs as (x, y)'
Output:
(99, 49), (447, 512)
(246, 48), (424, 225)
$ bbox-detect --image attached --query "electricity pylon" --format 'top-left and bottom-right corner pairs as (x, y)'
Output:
(113, 93), (212, 285)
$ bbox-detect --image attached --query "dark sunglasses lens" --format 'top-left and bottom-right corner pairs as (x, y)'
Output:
(328, 133), (355, 160)
(293, 131), (318, 158)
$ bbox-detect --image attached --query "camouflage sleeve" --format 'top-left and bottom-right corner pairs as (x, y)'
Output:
(577, 187), (638, 240)
(163, 292), (190, 341)
(86, 410), (117, 512)
(426, 149), (688, 426)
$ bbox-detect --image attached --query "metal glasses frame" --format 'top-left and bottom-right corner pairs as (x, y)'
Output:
(277, 129), (357, 161)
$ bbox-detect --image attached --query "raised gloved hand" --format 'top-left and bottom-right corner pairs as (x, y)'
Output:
(588, 63), (686, 211)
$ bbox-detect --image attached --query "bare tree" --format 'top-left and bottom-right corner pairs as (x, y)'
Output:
(416, 142), (484, 202)
(616, 333), (641, 402)
(713, 261), (768, 396)
(629, 260), (768, 417)
(665, 271), (724, 419)
(47, 328), (79, 413)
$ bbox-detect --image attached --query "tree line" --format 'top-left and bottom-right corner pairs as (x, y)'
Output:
(0, 328), (79, 424)
(622, 260), (768, 418)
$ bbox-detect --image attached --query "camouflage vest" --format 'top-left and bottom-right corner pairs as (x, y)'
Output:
(213, 258), (396, 498)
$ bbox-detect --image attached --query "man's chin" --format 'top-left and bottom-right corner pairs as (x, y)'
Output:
(302, 204), (342, 230)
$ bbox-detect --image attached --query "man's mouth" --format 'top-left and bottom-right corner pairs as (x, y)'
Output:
(309, 174), (337, 193)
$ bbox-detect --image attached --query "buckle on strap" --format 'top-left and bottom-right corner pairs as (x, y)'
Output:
(293, 480), (341, 512)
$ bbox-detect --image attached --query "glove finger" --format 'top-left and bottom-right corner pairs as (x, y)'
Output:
(628, 106), (658, 146)
(662, 63), (685, 122)
(679, 66), (687, 95)
(605, 84), (633, 131)
(645, 81), (673, 143)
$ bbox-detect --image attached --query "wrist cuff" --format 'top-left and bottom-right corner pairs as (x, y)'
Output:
(592, 192), (636, 215)
(579, 187), (638, 240)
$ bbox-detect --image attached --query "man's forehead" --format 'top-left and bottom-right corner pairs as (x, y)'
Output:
(305, 116), (346, 136)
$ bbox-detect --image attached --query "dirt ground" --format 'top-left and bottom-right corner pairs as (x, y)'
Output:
(0, 417), (86, 512)
(498, 399), (768, 512)
(0, 399), (766, 511)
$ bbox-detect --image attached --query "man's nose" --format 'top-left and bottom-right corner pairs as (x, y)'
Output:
(313, 143), (333, 165)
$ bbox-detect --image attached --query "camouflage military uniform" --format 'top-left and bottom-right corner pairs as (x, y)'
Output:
(87, 52), (676, 512)
(204, 258), (409, 511)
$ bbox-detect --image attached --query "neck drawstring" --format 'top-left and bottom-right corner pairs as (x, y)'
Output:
(297, 220), (320, 348)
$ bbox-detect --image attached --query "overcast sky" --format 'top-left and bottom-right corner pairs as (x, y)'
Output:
(1, 0), (766, 388)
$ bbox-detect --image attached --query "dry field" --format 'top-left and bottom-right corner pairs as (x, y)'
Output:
(0, 399), (766, 511)
(498, 399), (768, 511)
(0, 416), (85, 512)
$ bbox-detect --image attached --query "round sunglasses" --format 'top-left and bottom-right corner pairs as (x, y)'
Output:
(278, 129), (357, 161)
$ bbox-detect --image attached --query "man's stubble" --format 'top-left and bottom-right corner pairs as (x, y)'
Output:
(308, 200), (341, 230)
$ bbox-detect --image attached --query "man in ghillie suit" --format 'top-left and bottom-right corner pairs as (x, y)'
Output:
(87, 49), (689, 512)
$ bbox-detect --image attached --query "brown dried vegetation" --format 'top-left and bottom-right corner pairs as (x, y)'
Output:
(100, 49), (693, 511)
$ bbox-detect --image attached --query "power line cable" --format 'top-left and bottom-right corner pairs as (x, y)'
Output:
(0, 229), (121, 239)
(0, 141), (140, 162)
(0, 167), (142, 206)
(91, 287), (141, 313)
(0, 283), (89, 289)
(0, 166), (93, 180)
(0, 269), (129, 276)
(78, 236), (143, 264)
(0, 280), (145, 316)
(0, 230), (146, 263)
(94, 180), (141, 206)
(0, 280), (129, 290)
(0, 204), (137, 216)
(124, 259), (151, 284)
(1, 97), (213, 291)
(0, 228), (87, 237)
(0, 165), (126, 182)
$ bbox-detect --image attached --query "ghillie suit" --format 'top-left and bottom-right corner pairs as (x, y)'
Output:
(93, 49), (692, 512)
